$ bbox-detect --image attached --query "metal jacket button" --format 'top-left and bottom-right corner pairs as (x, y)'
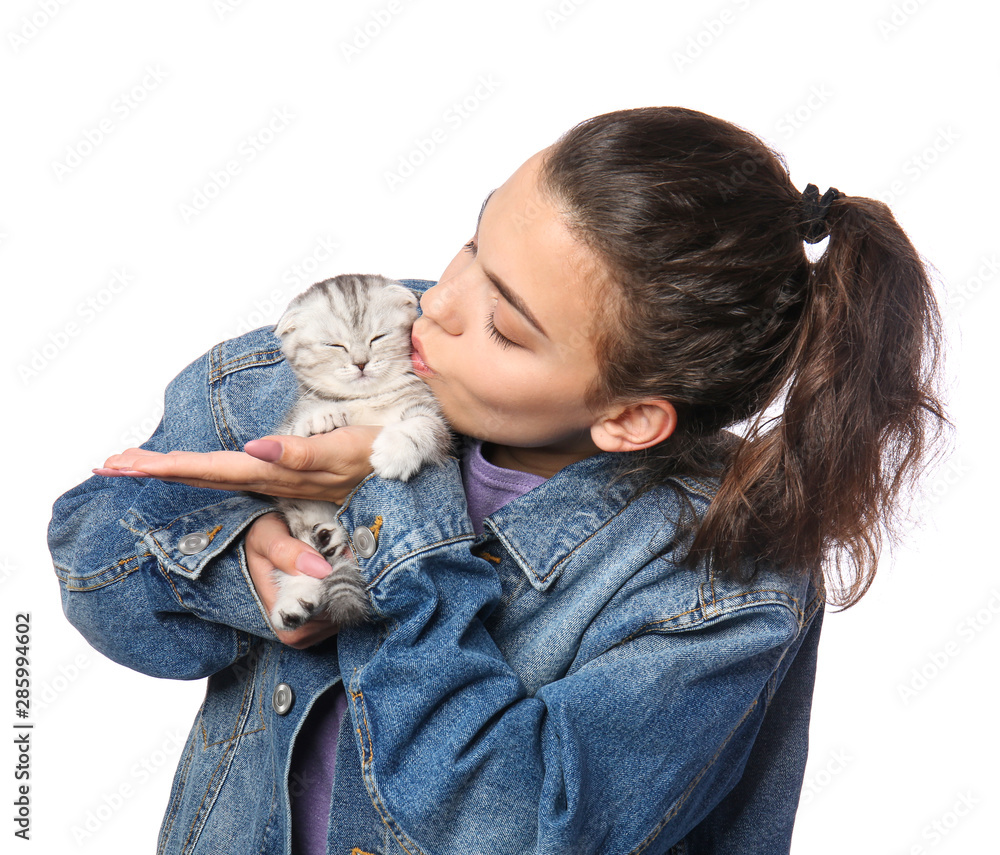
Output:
(272, 683), (294, 715)
(178, 533), (211, 555)
(352, 526), (377, 558)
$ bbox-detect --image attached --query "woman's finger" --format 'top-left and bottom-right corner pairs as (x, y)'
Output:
(245, 513), (339, 649)
(245, 426), (380, 476)
(93, 430), (377, 500)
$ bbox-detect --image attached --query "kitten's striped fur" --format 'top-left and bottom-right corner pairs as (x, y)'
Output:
(270, 274), (451, 631)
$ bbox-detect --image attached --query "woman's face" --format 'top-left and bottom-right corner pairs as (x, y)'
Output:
(411, 149), (612, 475)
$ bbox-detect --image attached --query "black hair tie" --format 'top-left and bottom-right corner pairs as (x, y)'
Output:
(800, 184), (842, 244)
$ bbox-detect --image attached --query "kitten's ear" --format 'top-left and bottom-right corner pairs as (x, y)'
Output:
(389, 285), (419, 308)
(274, 302), (300, 338)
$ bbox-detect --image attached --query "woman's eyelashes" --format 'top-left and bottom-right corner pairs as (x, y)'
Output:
(485, 311), (518, 350)
(462, 236), (519, 349)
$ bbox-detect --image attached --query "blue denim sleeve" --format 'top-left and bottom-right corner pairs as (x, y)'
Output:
(335, 464), (815, 854)
(49, 342), (283, 680)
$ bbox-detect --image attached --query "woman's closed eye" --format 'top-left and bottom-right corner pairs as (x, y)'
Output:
(485, 311), (519, 350)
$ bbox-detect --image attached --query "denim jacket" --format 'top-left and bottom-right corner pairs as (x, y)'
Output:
(49, 280), (824, 855)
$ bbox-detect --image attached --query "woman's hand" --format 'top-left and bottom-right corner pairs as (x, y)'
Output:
(94, 425), (381, 503)
(246, 512), (341, 648)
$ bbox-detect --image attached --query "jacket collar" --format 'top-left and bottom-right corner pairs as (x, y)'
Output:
(482, 451), (717, 591)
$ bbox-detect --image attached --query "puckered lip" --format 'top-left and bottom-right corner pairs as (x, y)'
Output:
(410, 327), (435, 377)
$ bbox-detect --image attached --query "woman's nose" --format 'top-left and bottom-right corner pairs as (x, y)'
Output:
(420, 279), (464, 335)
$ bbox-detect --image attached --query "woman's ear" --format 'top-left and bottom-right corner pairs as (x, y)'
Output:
(590, 399), (677, 453)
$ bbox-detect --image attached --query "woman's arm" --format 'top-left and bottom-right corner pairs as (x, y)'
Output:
(322, 462), (821, 854)
(48, 331), (363, 676)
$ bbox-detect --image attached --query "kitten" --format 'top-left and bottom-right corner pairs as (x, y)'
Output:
(268, 274), (451, 631)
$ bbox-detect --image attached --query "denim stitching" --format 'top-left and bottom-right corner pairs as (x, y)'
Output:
(365, 534), (477, 589)
(183, 649), (268, 851)
(628, 589), (823, 852)
(198, 654), (264, 748)
(627, 699), (760, 855)
(349, 688), (373, 767)
(349, 687), (425, 855)
(496, 497), (637, 585)
(157, 731), (195, 855)
(56, 555), (143, 590)
(620, 590), (800, 643)
(619, 606), (704, 643)
(512, 479), (710, 586)
(209, 347), (284, 382)
(182, 737), (236, 854)
(212, 374), (240, 450)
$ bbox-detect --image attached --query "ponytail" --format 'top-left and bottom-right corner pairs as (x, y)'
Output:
(541, 107), (949, 606)
(690, 195), (948, 606)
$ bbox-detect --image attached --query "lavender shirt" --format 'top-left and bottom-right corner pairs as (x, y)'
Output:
(290, 441), (545, 853)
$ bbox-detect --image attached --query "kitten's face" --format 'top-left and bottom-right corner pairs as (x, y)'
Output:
(276, 275), (418, 398)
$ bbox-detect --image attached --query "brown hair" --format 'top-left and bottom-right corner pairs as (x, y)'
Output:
(540, 107), (948, 607)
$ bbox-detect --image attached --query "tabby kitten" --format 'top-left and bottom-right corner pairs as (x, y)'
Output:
(269, 274), (451, 631)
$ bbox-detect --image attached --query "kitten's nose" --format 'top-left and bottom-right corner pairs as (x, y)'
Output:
(354, 362), (367, 374)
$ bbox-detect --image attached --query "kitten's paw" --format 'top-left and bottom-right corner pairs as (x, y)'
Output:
(295, 411), (348, 437)
(270, 571), (325, 631)
(312, 521), (349, 559)
(370, 426), (425, 481)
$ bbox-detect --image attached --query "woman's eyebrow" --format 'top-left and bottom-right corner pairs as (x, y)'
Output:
(486, 271), (548, 338)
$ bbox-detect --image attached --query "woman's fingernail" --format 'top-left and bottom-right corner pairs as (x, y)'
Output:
(244, 439), (283, 462)
(296, 552), (333, 578)
(93, 468), (151, 477)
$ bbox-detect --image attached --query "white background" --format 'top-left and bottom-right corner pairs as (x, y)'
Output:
(2, 0), (996, 852)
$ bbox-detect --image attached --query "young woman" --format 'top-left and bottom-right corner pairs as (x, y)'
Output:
(49, 106), (946, 854)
